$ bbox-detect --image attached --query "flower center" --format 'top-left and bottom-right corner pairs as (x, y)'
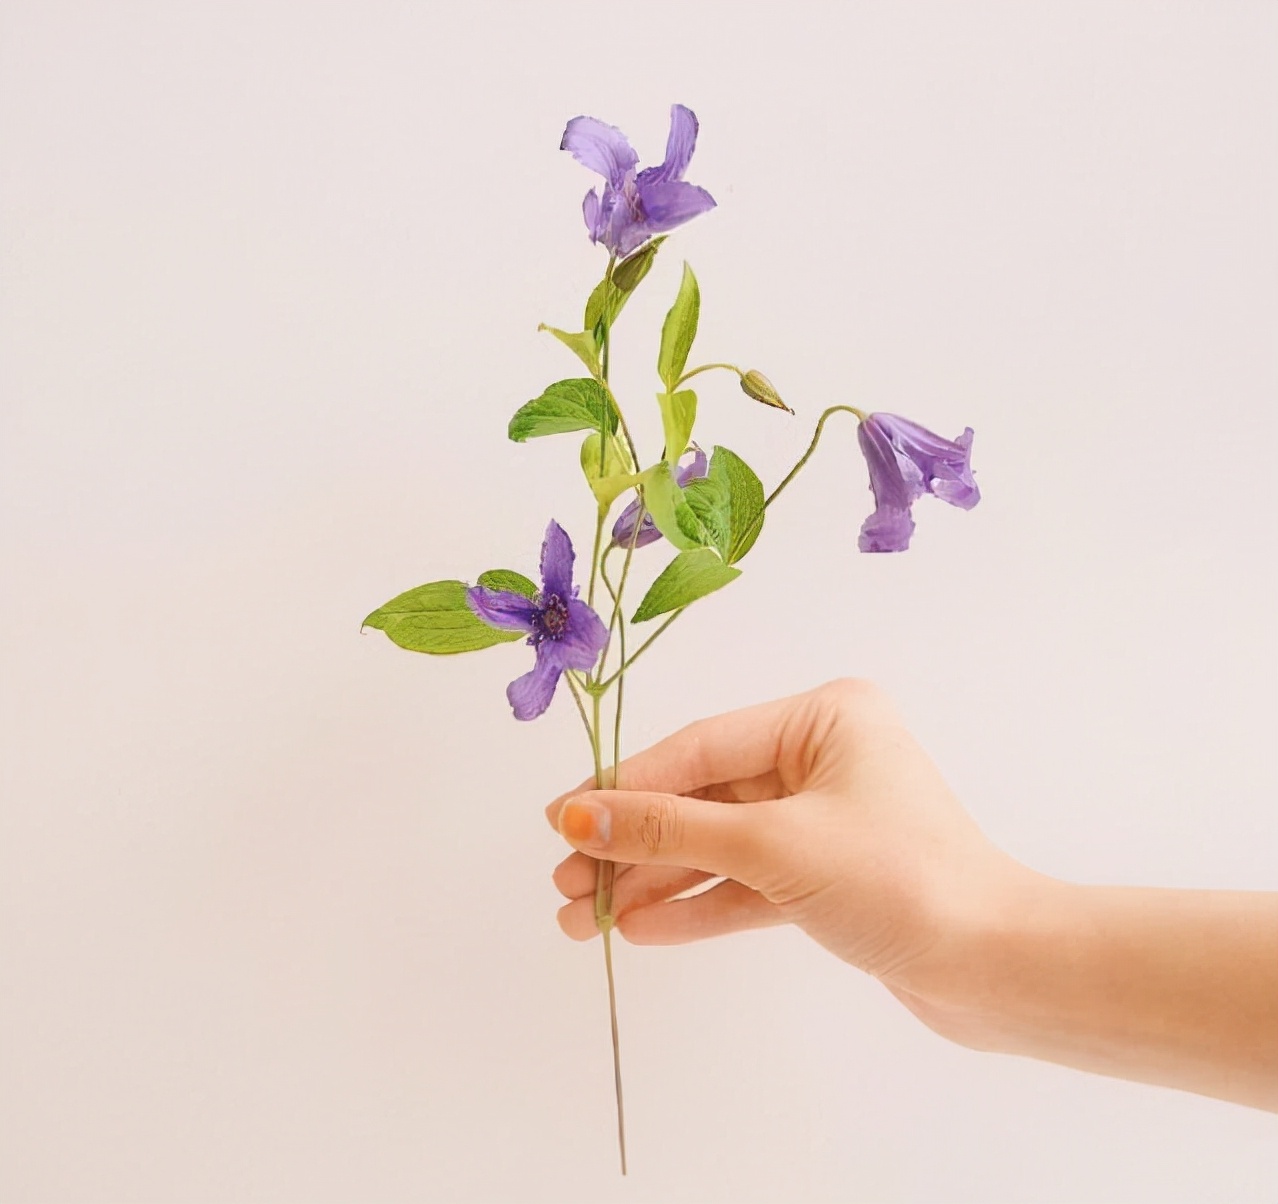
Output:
(538, 594), (570, 641)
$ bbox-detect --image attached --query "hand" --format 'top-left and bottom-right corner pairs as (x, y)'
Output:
(546, 679), (1028, 1020)
(547, 679), (1278, 1109)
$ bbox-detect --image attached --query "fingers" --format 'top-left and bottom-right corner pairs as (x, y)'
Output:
(552, 851), (712, 904)
(557, 879), (783, 945)
(548, 788), (778, 882)
(548, 692), (809, 815)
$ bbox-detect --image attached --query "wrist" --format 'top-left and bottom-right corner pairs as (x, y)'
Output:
(885, 854), (1071, 1053)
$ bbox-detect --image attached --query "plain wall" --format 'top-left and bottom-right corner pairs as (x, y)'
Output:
(2, 2), (1276, 1201)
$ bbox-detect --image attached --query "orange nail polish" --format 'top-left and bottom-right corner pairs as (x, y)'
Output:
(559, 799), (610, 848)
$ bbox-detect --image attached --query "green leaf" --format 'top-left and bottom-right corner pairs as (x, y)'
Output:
(657, 262), (700, 391)
(683, 474), (731, 561)
(643, 461), (707, 551)
(632, 549), (741, 623)
(712, 445), (767, 562)
(509, 378), (616, 442)
(363, 580), (523, 654)
(537, 324), (601, 377)
(477, 570), (537, 599)
(584, 277), (623, 334)
(585, 237), (668, 331)
(657, 389), (697, 463)
(580, 433), (643, 509)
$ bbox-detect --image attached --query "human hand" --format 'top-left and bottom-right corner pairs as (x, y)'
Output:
(546, 679), (1030, 1022)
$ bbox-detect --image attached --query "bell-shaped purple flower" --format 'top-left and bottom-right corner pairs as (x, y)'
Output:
(466, 521), (608, 720)
(857, 414), (980, 552)
(610, 447), (709, 550)
(561, 104), (716, 257)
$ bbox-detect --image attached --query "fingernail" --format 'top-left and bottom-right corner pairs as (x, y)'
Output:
(558, 798), (610, 849)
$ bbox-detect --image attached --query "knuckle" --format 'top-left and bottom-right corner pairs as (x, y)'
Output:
(822, 676), (882, 706)
(637, 794), (684, 858)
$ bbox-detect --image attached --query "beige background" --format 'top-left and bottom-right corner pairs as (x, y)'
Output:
(2, 2), (1276, 1201)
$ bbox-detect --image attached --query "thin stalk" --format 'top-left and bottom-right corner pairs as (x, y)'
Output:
(598, 259), (640, 470)
(597, 607), (685, 691)
(586, 510), (605, 610)
(563, 672), (594, 745)
(764, 404), (865, 510)
(596, 502), (645, 686)
(588, 690), (626, 1176)
(674, 361), (741, 388)
(594, 264), (629, 1174)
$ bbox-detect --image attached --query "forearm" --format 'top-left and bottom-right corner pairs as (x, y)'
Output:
(928, 874), (1278, 1110)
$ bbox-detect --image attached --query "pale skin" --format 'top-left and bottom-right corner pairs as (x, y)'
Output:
(546, 679), (1278, 1112)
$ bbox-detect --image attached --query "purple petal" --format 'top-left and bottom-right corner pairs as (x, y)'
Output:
(582, 188), (604, 241)
(871, 415), (980, 510)
(466, 586), (538, 633)
(635, 180), (716, 233)
(858, 419), (920, 511)
(611, 449), (708, 549)
(639, 104), (699, 186)
(675, 446), (709, 487)
(507, 649), (562, 721)
(611, 501), (662, 550)
(546, 598), (609, 672)
(858, 505), (916, 553)
(610, 214), (656, 257)
(560, 117), (639, 190)
(539, 520), (575, 601)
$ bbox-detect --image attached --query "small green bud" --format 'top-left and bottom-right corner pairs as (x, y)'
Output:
(611, 236), (666, 292)
(740, 369), (793, 414)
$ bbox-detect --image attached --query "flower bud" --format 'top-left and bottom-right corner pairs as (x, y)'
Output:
(740, 369), (793, 413)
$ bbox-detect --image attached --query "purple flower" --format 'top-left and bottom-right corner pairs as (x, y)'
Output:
(561, 104), (716, 257)
(857, 414), (980, 552)
(466, 521), (608, 721)
(611, 447), (709, 549)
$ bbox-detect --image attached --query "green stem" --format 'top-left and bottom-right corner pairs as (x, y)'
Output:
(764, 404), (866, 510)
(597, 502), (645, 683)
(598, 258), (641, 471)
(563, 672), (594, 745)
(600, 901), (626, 1176)
(586, 510), (605, 610)
(674, 361), (741, 389)
(593, 258), (629, 1176)
(597, 607), (685, 691)
(587, 690), (627, 1175)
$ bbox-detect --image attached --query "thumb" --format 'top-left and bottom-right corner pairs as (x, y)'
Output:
(549, 789), (772, 883)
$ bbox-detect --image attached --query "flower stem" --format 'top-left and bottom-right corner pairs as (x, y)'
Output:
(591, 270), (628, 1174)
(588, 689), (627, 1176)
(598, 258), (640, 470)
(586, 510), (605, 610)
(674, 361), (741, 388)
(763, 404), (866, 510)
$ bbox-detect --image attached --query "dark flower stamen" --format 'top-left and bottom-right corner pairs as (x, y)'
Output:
(536, 595), (570, 642)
